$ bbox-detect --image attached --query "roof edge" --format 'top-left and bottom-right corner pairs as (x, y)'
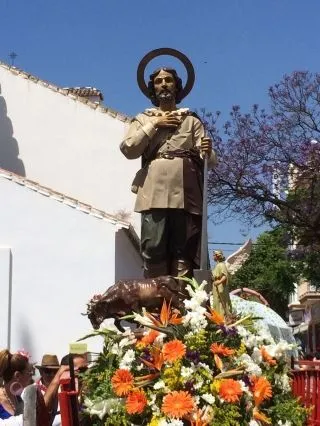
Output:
(0, 61), (132, 124)
(0, 167), (134, 230)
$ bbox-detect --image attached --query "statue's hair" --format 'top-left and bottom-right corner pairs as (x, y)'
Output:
(147, 68), (183, 107)
(0, 349), (29, 382)
(214, 250), (226, 261)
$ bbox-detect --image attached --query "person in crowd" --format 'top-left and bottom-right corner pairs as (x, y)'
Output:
(0, 348), (68, 425)
(35, 354), (60, 394)
(60, 353), (88, 372)
(0, 349), (33, 419)
(313, 351), (320, 361)
(50, 353), (89, 426)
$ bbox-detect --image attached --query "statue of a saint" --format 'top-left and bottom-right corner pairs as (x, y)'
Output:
(120, 51), (216, 281)
(211, 250), (233, 316)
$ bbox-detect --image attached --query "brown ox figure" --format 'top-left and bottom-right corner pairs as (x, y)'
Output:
(86, 275), (185, 331)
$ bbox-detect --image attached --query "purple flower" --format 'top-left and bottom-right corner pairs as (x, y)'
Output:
(185, 380), (195, 394)
(140, 348), (152, 362)
(219, 325), (238, 336)
(186, 350), (200, 364)
(242, 374), (251, 387)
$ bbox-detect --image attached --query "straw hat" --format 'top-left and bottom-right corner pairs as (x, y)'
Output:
(35, 354), (60, 370)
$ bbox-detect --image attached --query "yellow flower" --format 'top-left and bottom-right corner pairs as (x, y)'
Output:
(163, 361), (183, 390)
(210, 379), (221, 394)
(148, 417), (162, 426)
(235, 342), (247, 356)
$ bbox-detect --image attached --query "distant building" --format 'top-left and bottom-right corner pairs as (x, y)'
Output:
(0, 62), (143, 360)
(287, 151), (320, 354)
(0, 168), (142, 361)
(0, 61), (140, 230)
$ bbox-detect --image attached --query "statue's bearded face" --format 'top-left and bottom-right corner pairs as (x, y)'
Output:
(153, 69), (177, 103)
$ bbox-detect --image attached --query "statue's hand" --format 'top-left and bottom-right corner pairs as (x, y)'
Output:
(201, 137), (212, 155)
(152, 113), (181, 129)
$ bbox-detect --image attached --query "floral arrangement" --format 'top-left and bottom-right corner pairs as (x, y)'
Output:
(81, 279), (308, 426)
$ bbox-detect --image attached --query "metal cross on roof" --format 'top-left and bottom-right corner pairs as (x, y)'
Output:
(9, 52), (17, 66)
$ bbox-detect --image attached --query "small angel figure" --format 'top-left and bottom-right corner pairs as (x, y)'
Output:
(211, 239), (252, 316)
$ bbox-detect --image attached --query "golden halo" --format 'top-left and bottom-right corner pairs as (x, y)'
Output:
(137, 47), (195, 101)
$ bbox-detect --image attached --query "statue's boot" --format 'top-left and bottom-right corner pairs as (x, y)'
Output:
(170, 259), (192, 298)
(143, 260), (169, 278)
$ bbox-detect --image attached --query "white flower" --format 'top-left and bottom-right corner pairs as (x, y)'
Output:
(110, 343), (122, 356)
(119, 336), (136, 348)
(181, 366), (194, 379)
(183, 309), (208, 332)
(236, 325), (249, 338)
(251, 347), (263, 364)
(154, 380), (166, 390)
(238, 354), (262, 376)
(149, 394), (160, 415)
(84, 397), (121, 420)
(119, 349), (135, 370)
(277, 421), (292, 426)
(239, 380), (251, 395)
(154, 332), (166, 345)
(201, 393), (215, 405)
(193, 379), (203, 390)
(274, 373), (291, 392)
(264, 340), (293, 360)
(197, 362), (211, 374)
(132, 310), (154, 327)
(249, 420), (260, 426)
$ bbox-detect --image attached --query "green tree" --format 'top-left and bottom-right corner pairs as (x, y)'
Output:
(231, 228), (298, 318)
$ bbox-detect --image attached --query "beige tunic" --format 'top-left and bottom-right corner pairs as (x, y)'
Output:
(212, 261), (232, 316)
(120, 108), (217, 213)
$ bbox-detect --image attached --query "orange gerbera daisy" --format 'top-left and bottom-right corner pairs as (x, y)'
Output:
(251, 376), (272, 406)
(140, 329), (160, 346)
(205, 308), (225, 325)
(162, 339), (186, 363)
(219, 379), (243, 403)
(125, 389), (147, 414)
(210, 342), (235, 357)
(111, 369), (134, 396)
(261, 346), (277, 366)
(162, 391), (194, 418)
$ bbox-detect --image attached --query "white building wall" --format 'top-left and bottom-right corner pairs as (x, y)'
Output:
(0, 66), (140, 229)
(0, 178), (141, 362)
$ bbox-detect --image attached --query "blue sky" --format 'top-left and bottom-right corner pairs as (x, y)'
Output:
(1, 0), (320, 255)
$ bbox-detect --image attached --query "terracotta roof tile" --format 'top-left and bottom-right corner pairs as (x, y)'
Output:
(65, 87), (104, 101)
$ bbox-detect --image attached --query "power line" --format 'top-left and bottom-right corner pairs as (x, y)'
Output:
(209, 241), (246, 246)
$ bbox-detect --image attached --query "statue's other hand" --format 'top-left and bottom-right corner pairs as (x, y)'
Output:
(200, 137), (212, 155)
(153, 114), (181, 129)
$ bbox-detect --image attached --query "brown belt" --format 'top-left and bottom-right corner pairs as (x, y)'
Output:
(155, 152), (176, 159)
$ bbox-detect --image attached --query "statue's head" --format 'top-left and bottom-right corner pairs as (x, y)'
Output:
(213, 250), (225, 261)
(147, 67), (183, 107)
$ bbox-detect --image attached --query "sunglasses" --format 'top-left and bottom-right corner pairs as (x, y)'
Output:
(41, 368), (57, 375)
(76, 367), (88, 374)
